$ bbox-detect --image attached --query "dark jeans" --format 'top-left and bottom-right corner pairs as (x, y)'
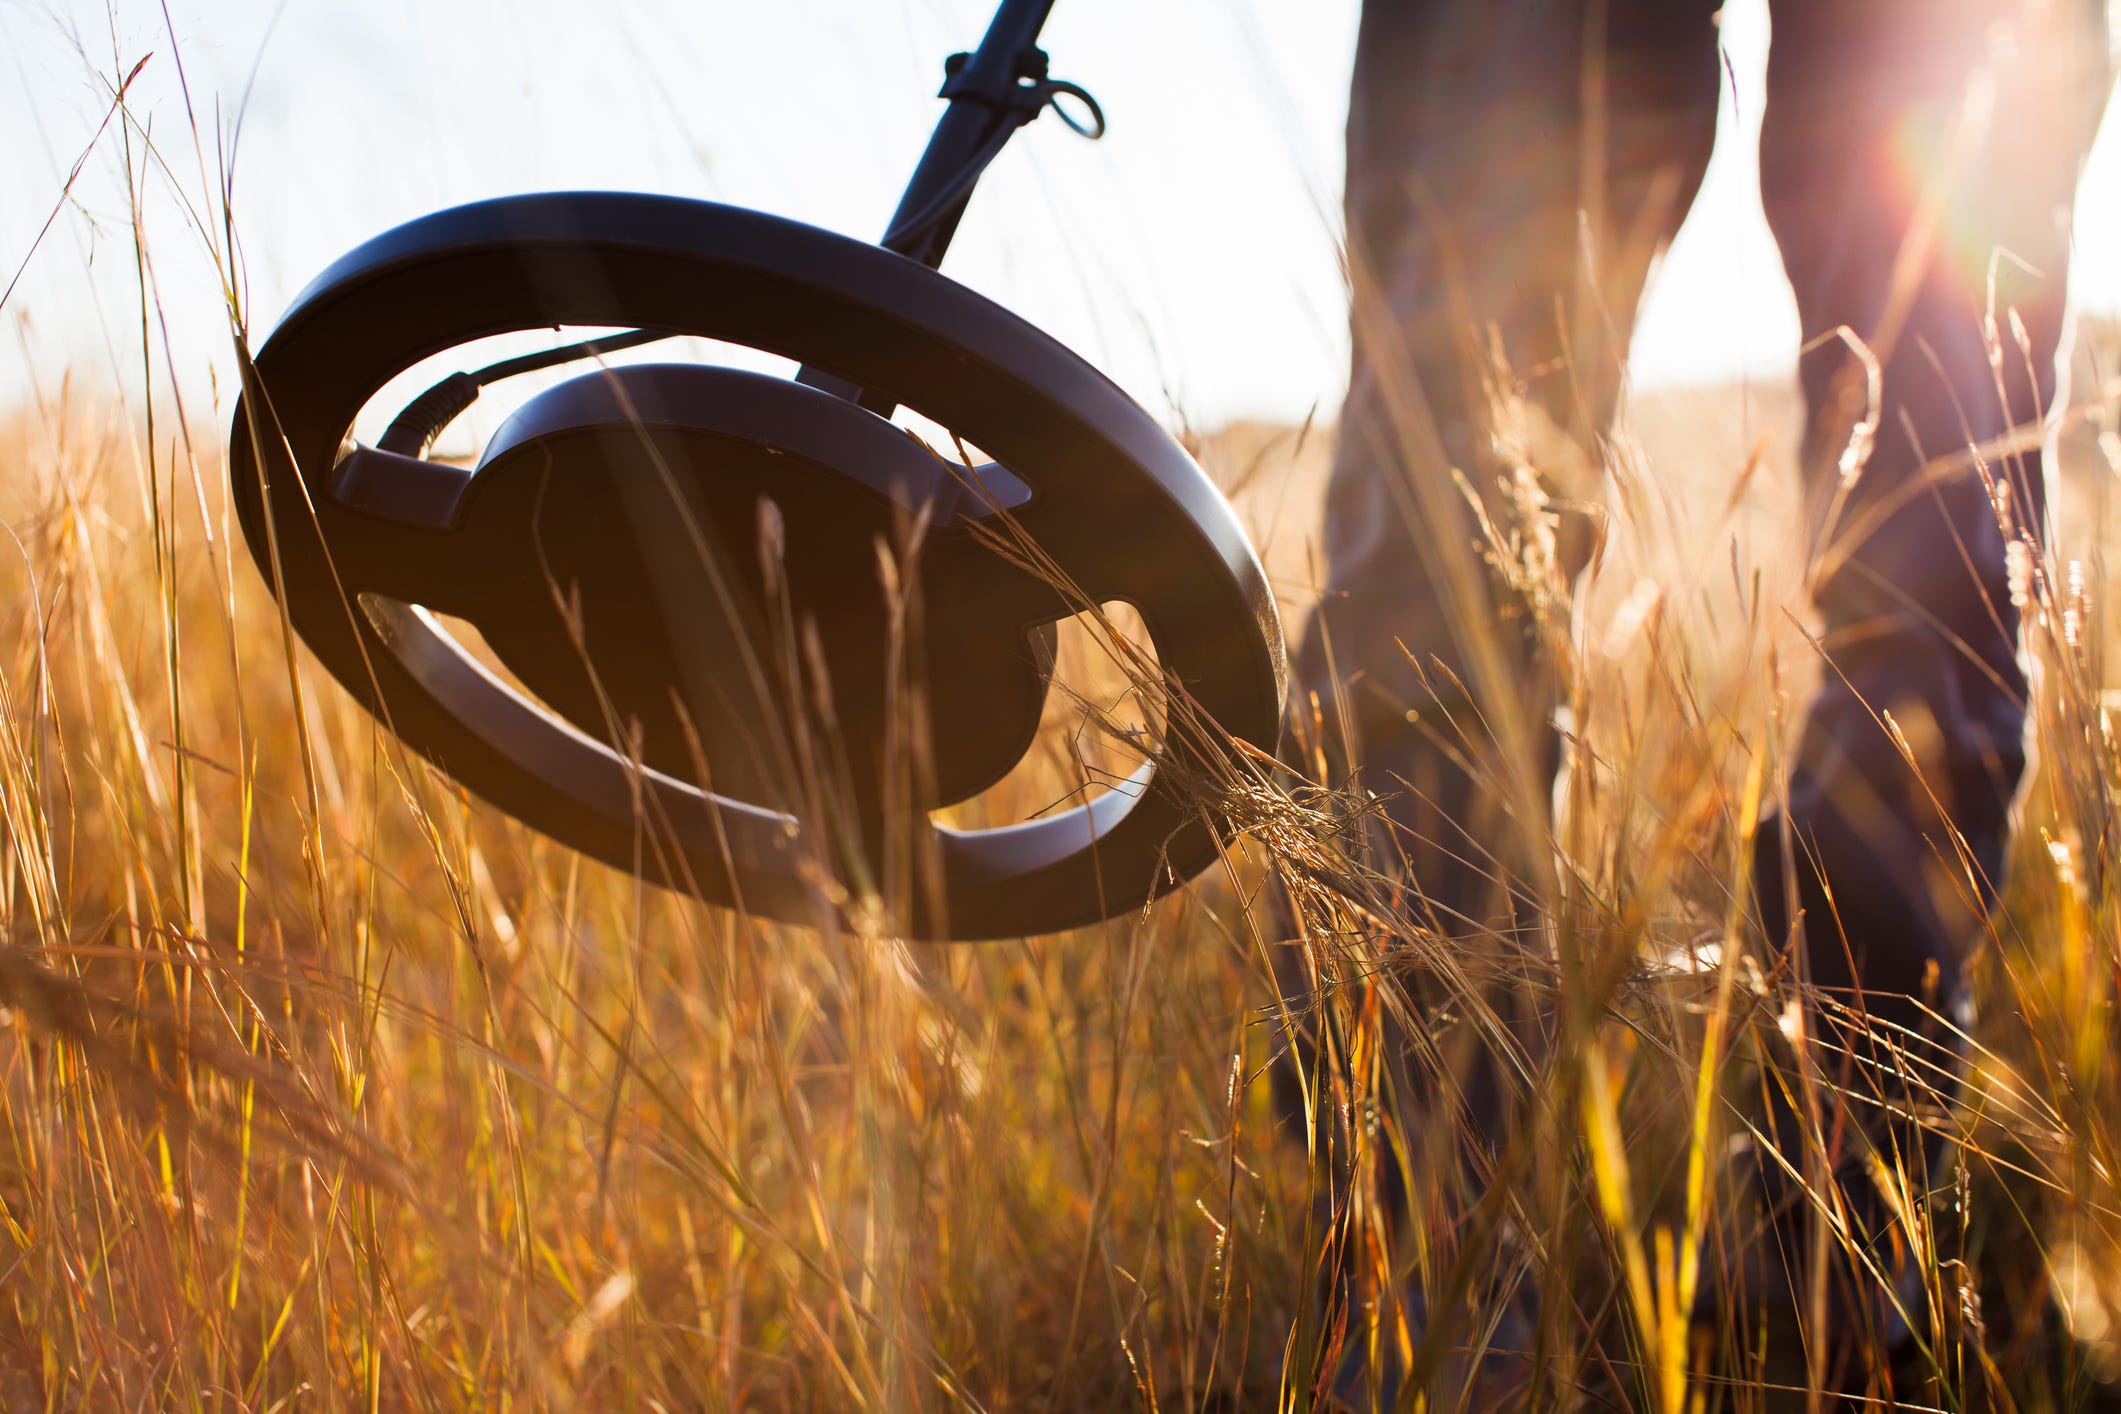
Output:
(1283, 0), (2110, 1207)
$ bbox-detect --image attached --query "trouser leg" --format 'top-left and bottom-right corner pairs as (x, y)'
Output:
(1274, 0), (1724, 1208)
(1304, 0), (1725, 845)
(1742, 0), (2108, 1362)
(1758, 0), (2108, 1073)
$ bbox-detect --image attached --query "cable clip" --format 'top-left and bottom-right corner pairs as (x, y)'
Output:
(940, 46), (1105, 140)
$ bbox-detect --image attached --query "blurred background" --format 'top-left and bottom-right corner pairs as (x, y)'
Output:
(20, 0), (2121, 782)
(6, 0), (2024, 431)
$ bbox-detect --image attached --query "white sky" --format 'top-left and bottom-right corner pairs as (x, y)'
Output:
(3, 0), (2120, 429)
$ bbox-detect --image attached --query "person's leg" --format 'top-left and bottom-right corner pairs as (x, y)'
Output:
(1759, 0), (2110, 1101)
(1283, 0), (1724, 1169)
(1306, 0), (1726, 883)
(1753, 0), (2108, 1361)
(1273, 0), (1724, 1391)
(1760, 0), (2108, 1040)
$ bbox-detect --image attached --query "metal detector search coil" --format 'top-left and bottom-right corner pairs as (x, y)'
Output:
(227, 1), (1285, 940)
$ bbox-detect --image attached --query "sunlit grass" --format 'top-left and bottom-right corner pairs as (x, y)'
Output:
(7, 34), (2121, 1413)
(6, 325), (2121, 1407)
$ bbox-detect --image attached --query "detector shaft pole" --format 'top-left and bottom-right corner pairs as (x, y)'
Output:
(796, 0), (1056, 407)
(882, 0), (1057, 269)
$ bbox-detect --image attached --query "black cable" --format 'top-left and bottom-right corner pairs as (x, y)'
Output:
(469, 326), (673, 383)
(375, 327), (678, 456)
(881, 116), (1019, 253)
(883, 78), (1103, 254)
(373, 73), (1100, 457)
(1041, 79), (1104, 139)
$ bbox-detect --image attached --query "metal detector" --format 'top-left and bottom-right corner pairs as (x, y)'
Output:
(228, 0), (1287, 939)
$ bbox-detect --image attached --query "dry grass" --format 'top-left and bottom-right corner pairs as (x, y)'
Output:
(8, 47), (2121, 1413)
(0, 331), (2118, 1409)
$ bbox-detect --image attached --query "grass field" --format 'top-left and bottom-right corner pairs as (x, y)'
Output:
(1, 324), (2119, 1412)
(6, 98), (2121, 1405)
